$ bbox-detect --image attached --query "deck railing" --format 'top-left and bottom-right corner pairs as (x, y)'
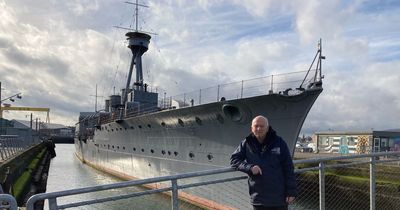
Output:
(15, 151), (399, 210)
(95, 69), (320, 124)
(157, 69), (319, 108)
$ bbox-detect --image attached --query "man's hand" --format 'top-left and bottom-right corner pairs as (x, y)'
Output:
(286, 196), (295, 204)
(251, 165), (262, 175)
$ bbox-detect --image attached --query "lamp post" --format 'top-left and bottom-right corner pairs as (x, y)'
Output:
(0, 81), (23, 118)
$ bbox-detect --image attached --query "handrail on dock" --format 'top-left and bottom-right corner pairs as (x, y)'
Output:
(22, 151), (400, 210)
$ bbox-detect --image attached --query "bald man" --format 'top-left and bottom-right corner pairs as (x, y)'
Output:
(230, 116), (297, 210)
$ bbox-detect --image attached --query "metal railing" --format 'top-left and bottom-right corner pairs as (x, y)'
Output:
(0, 135), (27, 161)
(157, 69), (319, 109)
(26, 168), (247, 210)
(0, 193), (18, 210)
(0, 151), (396, 209)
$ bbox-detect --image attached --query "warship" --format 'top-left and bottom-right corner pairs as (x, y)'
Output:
(74, 4), (324, 209)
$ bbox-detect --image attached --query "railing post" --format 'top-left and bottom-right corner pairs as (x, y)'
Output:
(0, 148), (4, 160)
(199, 89), (202, 105)
(269, 75), (274, 94)
(0, 140), (4, 160)
(49, 197), (58, 210)
(5, 139), (11, 158)
(171, 179), (179, 210)
(370, 156), (376, 210)
(319, 162), (325, 210)
(217, 85), (220, 101)
(183, 93), (186, 107)
(18, 139), (22, 151)
(240, 80), (244, 98)
(11, 139), (17, 154)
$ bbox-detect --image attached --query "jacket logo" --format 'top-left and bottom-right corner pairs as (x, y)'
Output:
(271, 147), (280, 155)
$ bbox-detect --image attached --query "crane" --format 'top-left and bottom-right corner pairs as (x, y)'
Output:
(0, 106), (50, 123)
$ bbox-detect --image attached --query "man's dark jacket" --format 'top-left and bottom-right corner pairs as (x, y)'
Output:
(230, 126), (297, 206)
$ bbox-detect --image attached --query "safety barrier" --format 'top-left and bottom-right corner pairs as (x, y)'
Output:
(1, 151), (398, 209)
(0, 135), (27, 161)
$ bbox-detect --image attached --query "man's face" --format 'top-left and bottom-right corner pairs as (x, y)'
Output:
(251, 117), (268, 140)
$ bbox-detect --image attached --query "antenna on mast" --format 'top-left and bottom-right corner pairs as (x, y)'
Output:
(115, 1), (157, 35)
(124, 0), (148, 32)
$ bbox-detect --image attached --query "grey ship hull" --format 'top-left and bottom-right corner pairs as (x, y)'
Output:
(75, 88), (322, 209)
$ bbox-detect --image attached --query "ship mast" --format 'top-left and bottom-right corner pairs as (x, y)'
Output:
(119, 0), (151, 118)
(299, 39), (325, 89)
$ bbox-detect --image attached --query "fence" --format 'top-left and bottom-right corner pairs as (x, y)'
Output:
(0, 135), (28, 161)
(20, 152), (400, 210)
(1, 151), (397, 209)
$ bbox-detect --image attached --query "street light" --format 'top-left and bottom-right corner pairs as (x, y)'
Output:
(1, 93), (22, 103)
(0, 81), (23, 118)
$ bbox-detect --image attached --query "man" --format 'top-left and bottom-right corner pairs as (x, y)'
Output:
(230, 115), (297, 210)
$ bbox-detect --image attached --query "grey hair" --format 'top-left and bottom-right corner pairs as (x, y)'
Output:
(252, 115), (269, 127)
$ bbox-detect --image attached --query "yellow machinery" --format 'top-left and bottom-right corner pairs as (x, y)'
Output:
(0, 106), (50, 123)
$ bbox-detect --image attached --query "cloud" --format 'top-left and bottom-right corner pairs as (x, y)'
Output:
(0, 0), (399, 135)
(66, 0), (100, 16)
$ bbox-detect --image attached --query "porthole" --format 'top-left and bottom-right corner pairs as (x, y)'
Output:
(111, 129), (114, 132)
(147, 124), (151, 128)
(123, 146), (125, 150)
(207, 153), (213, 160)
(141, 149), (144, 152)
(133, 147), (136, 151)
(195, 117), (202, 125)
(162, 150), (166, 155)
(168, 151), (171, 155)
(125, 128), (127, 130)
(112, 145), (114, 149)
(174, 151), (178, 156)
(161, 122), (166, 127)
(138, 125), (142, 129)
(151, 149), (154, 153)
(130, 126), (134, 129)
(178, 119), (184, 127)
(117, 146), (119, 149)
(189, 152), (195, 158)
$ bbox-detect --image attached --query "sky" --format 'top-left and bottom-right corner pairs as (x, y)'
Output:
(0, 0), (399, 135)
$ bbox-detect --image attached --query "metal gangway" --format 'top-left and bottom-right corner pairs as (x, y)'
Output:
(1, 151), (399, 210)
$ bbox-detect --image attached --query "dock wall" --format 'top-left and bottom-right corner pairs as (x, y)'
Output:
(0, 141), (55, 207)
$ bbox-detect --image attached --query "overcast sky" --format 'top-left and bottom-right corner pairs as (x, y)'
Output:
(0, 0), (399, 134)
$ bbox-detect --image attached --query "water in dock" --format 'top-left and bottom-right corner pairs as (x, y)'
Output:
(45, 144), (202, 210)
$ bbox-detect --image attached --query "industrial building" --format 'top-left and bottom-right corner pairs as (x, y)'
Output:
(313, 129), (400, 154)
